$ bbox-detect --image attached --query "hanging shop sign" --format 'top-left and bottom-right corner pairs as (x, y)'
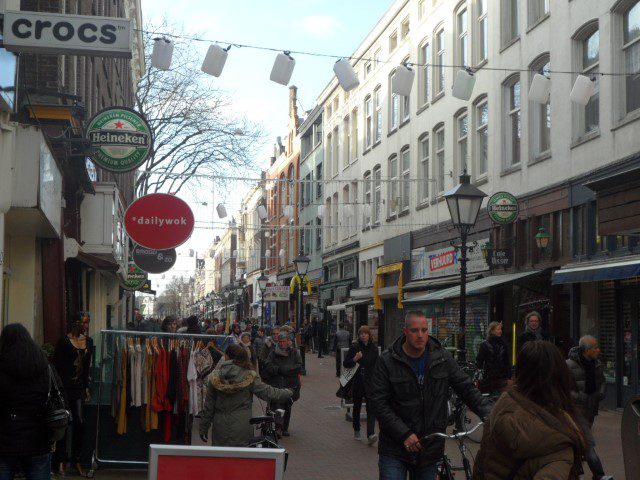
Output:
(86, 107), (152, 172)
(2, 10), (132, 58)
(124, 193), (195, 250)
(264, 286), (290, 302)
(122, 262), (147, 291)
(411, 238), (490, 281)
(487, 192), (519, 225)
(132, 245), (177, 274)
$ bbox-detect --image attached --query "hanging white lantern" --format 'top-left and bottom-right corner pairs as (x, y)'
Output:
(151, 38), (173, 70)
(333, 59), (360, 92)
(216, 203), (227, 218)
(270, 52), (295, 86)
(317, 205), (325, 218)
(570, 75), (596, 106)
(265, 249), (271, 258)
(257, 205), (268, 220)
(392, 64), (415, 97)
(201, 44), (229, 77)
(529, 74), (551, 104)
(452, 69), (476, 101)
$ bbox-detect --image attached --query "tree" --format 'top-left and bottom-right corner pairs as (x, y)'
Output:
(135, 24), (264, 197)
(155, 274), (195, 317)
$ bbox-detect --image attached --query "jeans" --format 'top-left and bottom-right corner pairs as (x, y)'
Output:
(0, 453), (51, 480)
(378, 456), (437, 480)
(586, 446), (605, 478)
(352, 392), (376, 437)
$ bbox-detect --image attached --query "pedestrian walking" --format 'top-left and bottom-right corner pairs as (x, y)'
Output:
(310, 317), (318, 353)
(474, 340), (585, 479)
(199, 344), (293, 447)
(259, 327), (280, 377)
(185, 315), (202, 335)
(264, 333), (302, 436)
(231, 323), (243, 343)
(253, 327), (267, 358)
(0, 323), (52, 480)
(333, 323), (352, 377)
(161, 316), (178, 333)
(52, 314), (93, 477)
(369, 311), (491, 480)
(566, 336), (612, 480)
(475, 321), (511, 394)
(343, 325), (379, 445)
(517, 310), (550, 352)
(240, 332), (258, 371)
(317, 312), (328, 358)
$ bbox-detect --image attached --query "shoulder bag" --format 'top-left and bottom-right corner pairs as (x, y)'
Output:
(46, 365), (70, 442)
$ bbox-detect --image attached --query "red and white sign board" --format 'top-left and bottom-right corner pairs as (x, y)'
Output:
(125, 194), (194, 250)
(148, 445), (285, 480)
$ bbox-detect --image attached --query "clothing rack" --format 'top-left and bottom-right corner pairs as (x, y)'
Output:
(90, 330), (233, 475)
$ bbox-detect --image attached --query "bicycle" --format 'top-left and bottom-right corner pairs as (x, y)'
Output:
(246, 407), (289, 470)
(420, 422), (483, 480)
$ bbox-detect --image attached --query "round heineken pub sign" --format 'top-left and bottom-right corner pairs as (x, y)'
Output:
(122, 262), (147, 291)
(487, 191), (519, 225)
(86, 107), (152, 173)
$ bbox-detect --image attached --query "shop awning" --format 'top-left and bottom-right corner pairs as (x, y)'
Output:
(403, 277), (461, 291)
(327, 303), (347, 312)
(552, 258), (640, 284)
(404, 270), (541, 304)
(345, 299), (371, 307)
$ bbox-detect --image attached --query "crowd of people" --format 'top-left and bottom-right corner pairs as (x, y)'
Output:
(0, 307), (615, 480)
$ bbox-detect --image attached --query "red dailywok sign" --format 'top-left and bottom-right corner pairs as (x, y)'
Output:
(124, 193), (194, 249)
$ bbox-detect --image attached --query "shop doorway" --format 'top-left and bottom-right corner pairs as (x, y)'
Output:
(620, 288), (640, 406)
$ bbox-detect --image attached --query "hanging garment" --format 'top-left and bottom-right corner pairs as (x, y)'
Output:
(187, 348), (199, 415)
(117, 346), (128, 435)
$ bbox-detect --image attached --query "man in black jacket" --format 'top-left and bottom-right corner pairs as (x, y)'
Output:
(369, 311), (491, 480)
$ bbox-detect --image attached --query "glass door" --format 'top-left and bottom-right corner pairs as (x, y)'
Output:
(621, 291), (640, 406)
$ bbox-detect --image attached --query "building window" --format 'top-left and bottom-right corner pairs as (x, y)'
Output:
(332, 126), (339, 175)
(332, 193), (339, 245)
(374, 48), (381, 68)
(401, 57), (411, 121)
(316, 163), (323, 198)
(419, 134), (430, 203)
(580, 28), (599, 136)
(363, 171), (372, 225)
(401, 17), (410, 39)
(389, 72), (399, 130)
(342, 185), (350, 240)
(351, 181), (358, 236)
(374, 86), (383, 142)
(455, 110), (469, 177)
(365, 95), (373, 149)
(475, 98), (488, 176)
(364, 61), (372, 78)
(623, 2), (640, 114)
(350, 109), (358, 162)
(280, 173), (286, 210)
(373, 165), (381, 224)
(316, 218), (322, 251)
(531, 55), (551, 158)
(528, 0), (549, 27)
(343, 116), (350, 167)
(505, 75), (521, 166)
(502, 0), (519, 45)
(457, 6), (469, 67)
(434, 125), (445, 193)
(418, 0), (426, 20)
(389, 30), (398, 52)
(419, 41), (431, 105)
(477, 0), (488, 63)
(326, 133), (333, 178)
(304, 221), (312, 254)
(333, 96), (339, 112)
(388, 154), (399, 216)
(401, 147), (410, 212)
(434, 27), (445, 96)
(325, 198), (332, 246)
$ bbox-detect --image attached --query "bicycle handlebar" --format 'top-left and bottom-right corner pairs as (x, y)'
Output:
(420, 422), (484, 442)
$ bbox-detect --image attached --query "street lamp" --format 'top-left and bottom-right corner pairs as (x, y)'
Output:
(444, 172), (487, 362)
(236, 285), (244, 322)
(535, 227), (551, 257)
(293, 249), (311, 375)
(258, 272), (269, 326)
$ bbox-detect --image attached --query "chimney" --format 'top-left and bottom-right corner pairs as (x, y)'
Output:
(289, 85), (299, 128)
(270, 156), (276, 166)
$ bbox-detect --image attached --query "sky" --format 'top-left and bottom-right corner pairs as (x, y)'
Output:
(140, 0), (394, 294)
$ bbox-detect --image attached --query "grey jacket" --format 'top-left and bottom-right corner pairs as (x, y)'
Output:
(199, 360), (292, 446)
(333, 329), (351, 352)
(566, 346), (606, 420)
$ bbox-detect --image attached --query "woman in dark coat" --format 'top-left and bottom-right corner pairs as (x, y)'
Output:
(264, 333), (302, 436)
(52, 314), (93, 477)
(475, 321), (511, 394)
(0, 323), (52, 480)
(343, 325), (379, 444)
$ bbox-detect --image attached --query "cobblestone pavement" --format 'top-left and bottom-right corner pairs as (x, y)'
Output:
(74, 352), (626, 479)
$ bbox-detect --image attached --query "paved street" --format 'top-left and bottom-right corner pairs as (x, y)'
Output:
(78, 352), (625, 480)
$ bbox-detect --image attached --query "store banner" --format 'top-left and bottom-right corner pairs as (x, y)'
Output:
(411, 238), (490, 281)
(264, 286), (290, 302)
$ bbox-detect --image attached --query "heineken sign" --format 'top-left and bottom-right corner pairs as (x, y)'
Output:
(487, 192), (519, 225)
(86, 107), (152, 173)
(122, 262), (147, 291)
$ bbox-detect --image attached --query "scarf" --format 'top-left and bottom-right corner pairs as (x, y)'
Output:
(525, 326), (543, 340)
(582, 356), (597, 395)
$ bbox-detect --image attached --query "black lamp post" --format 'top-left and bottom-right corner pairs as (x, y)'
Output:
(236, 285), (244, 323)
(444, 172), (487, 362)
(258, 272), (268, 326)
(293, 249), (310, 375)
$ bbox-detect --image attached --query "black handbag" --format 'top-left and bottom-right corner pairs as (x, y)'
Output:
(45, 365), (70, 442)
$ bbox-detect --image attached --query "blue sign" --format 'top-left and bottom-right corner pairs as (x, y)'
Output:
(265, 302), (272, 325)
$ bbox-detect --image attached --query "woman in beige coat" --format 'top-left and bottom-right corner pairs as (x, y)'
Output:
(474, 340), (585, 479)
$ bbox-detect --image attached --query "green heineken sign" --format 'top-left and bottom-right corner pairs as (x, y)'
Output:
(122, 262), (148, 291)
(86, 107), (152, 173)
(487, 191), (519, 225)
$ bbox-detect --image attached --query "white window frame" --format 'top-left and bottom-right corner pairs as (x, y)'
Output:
(528, 0), (549, 28)
(363, 171), (372, 226)
(572, 23), (599, 139)
(389, 30), (398, 52)
(474, 97), (489, 177)
(434, 125), (445, 194)
(388, 154), (399, 217)
(504, 75), (521, 167)
(401, 17), (410, 40)
(365, 95), (373, 149)
(400, 147), (410, 212)
(419, 134), (430, 204)
(530, 55), (551, 159)
(389, 72), (399, 131)
(456, 6), (469, 67)
(501, 0), (519, 46)
(401, 57), (411, 121)
(325, 198), (332, 246)
(332, 192), (339, 245)
(419, 40), (431, 106)
(342, 185), (350, 240)
(418, 0), (426, 21)
(343, 115), (350, 168)
(351, 181), (358, 236)
(375, 86), (383, 142)
(434, 27), (445, 97)
(455, 110), (469, 177)
(623, 2), (640, 116)
(350, 108), (358, 162)
(326, 132), (333, 178)
(332, 125), (339, 175)
(476, 0), (488, 64)
(374, 48), (381, 68)
(373, 165), (381, 225)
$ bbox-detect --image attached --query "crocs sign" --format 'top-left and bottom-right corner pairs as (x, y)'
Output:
(2, 10), (132, 58)
(124, 194), (195, 250)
